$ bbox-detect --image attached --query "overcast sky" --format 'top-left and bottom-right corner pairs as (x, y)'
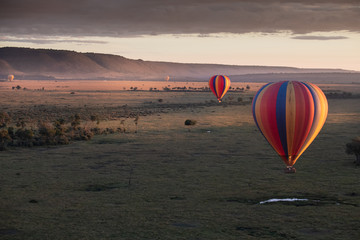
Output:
(1, 0), (359, 70)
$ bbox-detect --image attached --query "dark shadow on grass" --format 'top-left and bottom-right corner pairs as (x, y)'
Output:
(235, 226), (295, 239)
(84, 183), (125, 192)
(0, 229), (20, 236)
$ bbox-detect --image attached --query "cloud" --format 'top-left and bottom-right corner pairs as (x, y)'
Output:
(1, 0), (359, 37)
(1, 37), (107, 45)
(291, 35), (349, 40)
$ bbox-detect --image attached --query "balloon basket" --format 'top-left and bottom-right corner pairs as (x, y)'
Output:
(284, 167), (296, 174)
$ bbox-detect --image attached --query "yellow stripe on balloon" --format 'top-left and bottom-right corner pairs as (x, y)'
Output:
(296, 83), (328, 158)
(219, 76), (230, 99)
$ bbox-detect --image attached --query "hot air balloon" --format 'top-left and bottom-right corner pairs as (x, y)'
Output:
(252, 81), (328, 172)
(8, 75), (14, 81)
(209, 75), (231, 102)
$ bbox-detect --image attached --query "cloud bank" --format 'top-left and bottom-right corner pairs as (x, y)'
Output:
(1, 0), (359, 37)
(291, 35), (348, 40)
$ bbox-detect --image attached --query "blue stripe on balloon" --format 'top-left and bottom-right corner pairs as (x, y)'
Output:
(276, 81), (288, 157)
(212, 75), (218, 97)
(252, 82), (272, 130)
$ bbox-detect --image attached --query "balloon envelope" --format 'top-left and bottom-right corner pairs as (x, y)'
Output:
(252, 81), (328, 167)
(8, 75), (14, 81)
(209, 75), (231, 102)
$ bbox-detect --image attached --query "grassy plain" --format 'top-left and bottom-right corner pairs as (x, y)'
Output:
(0, 80), (359, 239)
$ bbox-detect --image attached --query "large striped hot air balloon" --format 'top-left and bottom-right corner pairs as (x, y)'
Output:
(209, 75), (231, 102)
(252, 81), (328, 172)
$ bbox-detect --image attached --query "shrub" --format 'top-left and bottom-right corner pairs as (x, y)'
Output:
(134, 115), (139, 133)
(184, 119), (197, 126)
(118, 119), (126, 133)
(15, 129), (34, 140)
(71, 114), (81, 128)
(346, 137), (360, 165)
(163, 87), (170, 91)
(0, 112), (10, 128)
(90, 115), (100, 125)
(91, 127), (102, 135)
(7, 127), (15, 138)
(38, 121), (57, 144)
(0, 130), (9, 139)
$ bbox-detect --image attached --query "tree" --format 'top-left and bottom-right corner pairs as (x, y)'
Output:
(346, 137), (360, 165)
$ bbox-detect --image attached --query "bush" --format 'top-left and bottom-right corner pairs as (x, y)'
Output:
(71, 114), (81, 128)
(346, 137), (360, 165)
(67, 127), (93, 141)
(184, 119), (197, 126)
(38, 121), (57, 144)
(15, 129), (34, 140)
(0, 112), (10, 128)
(91, 127), (102, 135)
(7, 127), (15, 138)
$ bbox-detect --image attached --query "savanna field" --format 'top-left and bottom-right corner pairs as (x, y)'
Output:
(0, 80), (360, 240)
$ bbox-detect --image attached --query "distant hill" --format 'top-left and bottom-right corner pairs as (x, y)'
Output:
(0, 47), (359, 83)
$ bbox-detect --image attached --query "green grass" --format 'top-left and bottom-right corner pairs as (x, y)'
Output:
(0, 91), (359, 239)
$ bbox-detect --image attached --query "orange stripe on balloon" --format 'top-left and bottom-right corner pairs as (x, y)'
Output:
(254, 83), (272, 148)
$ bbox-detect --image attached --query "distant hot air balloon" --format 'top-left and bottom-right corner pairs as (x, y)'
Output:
(8, 75), (14, 81)
(252, 81), (328, 172)
(165, 76), (170, 81)
(209, 75), (231, 102)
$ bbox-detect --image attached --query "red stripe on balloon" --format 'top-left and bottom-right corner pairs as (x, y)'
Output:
(292, 82), (314, 157)
(216, 76), (225, 99)
(209, 76), (216, 96)
(259, 82), (285, 156)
